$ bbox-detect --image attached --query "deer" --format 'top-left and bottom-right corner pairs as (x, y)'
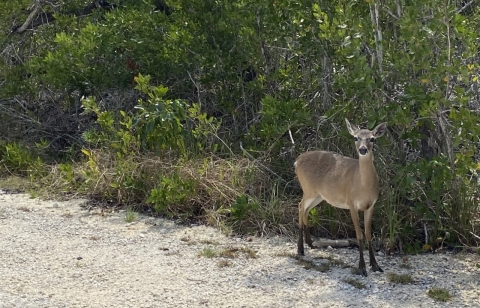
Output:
(294, 119), (387, 276)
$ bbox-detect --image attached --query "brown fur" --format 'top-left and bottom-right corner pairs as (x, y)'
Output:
(295, 119), (387, 276)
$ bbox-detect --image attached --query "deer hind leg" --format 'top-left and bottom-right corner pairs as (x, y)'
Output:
(304, 198), (322, 248)
(297, 196), (322, 255)
(349, 206), (367, 276)
(364, 206), (383, 272)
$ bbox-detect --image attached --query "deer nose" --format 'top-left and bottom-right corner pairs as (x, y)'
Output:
(359, 148), (368, 155)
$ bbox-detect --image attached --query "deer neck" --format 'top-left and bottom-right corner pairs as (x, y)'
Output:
(358, 154), (378, 187)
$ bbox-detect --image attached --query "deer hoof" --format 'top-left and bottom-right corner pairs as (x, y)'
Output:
(357, 266), (368, 277)
(372, 264), (383, 273)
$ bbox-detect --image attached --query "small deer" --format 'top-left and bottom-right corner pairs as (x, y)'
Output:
(295, 119), (387, 276)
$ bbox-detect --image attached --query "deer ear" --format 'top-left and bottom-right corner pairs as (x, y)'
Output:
(373, 122), (388, 138)
(345, 119), (359, 136)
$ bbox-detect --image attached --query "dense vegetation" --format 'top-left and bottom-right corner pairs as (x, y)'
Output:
(1, 0), (479, 253)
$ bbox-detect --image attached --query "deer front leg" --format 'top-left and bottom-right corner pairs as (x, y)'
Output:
(297, 201), (305, 255)
(365, 207), (383, 272)
(297, 225), (305, 255)
(349, 207), (367, 276)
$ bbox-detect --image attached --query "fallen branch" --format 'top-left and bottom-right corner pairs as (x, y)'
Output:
(312, 239), (358, 248)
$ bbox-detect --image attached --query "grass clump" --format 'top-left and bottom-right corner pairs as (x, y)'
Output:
(125, 208), (137, 222)
(427, 287), (452, 302)
(218, 247), (238, 258)
(293, 255), (330, 272)
(343, 278), (366, 289)
(327, 256), (350, 268)
(217, 246), (258, 259)
(387, 272), (413, 284)
(198, 247), (216, 258)
(239, 247), (258, 259)
(198, 245), (257, 260)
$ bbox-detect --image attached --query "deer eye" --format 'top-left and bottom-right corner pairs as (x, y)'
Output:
(370, 138), (376, 142)
(354, 137), (359, 141)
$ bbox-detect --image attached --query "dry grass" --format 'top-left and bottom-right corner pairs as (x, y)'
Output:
(293, 255), (330, 272)
(218, 247), (238, 258)
(343, 278), (366, 289)
(217, 246), (258, 259)
(0, 176), (31, 192)
(61, 211), (73, 218)
(180, 237), (197, 245)
(387, 272), (413, 284)
(198, 239), (220, 245)
(326, 256), (351, 268)
(217, 260), (233, 268)
(239, 247), (258, 259)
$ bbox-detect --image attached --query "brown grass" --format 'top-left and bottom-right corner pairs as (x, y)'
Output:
(387, 272), (413, 284)
(343, 278), (366, 289)
(293, 255), (330, 272)
(217, 260), (233, 268)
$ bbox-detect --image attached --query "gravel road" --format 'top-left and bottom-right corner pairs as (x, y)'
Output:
(0, 191), (478, 308)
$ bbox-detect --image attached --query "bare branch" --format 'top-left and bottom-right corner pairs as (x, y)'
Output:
(457, 0), (477, 14)
(15, 0), (43, 34)
(395, 0), (402, 18)
(11, 0), (116, 34)
(370, 1), (384, 74)
(239, 142), (287, 183)
(383, 7), (399, 20)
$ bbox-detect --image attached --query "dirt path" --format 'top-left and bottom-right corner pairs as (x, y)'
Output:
(0, 191), (478, 308)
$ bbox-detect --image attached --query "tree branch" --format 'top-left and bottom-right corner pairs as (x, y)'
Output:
(457, 0), (476, 14)
(14, 0), (43, 34)
(11, 0), (115, 34)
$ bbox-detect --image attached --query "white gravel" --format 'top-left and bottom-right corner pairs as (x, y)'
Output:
(0, 191), (479, 308)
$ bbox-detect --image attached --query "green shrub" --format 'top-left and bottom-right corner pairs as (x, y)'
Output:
(147, 172), (197, 215)
(0, 143), (44, 178)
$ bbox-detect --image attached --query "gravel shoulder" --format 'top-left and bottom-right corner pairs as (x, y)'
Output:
(0, 191), (479, 308)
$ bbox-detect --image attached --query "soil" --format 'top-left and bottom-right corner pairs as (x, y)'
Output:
(0, 191), (479, 308)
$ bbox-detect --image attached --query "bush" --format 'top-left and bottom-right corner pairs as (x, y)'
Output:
(1, 0), (480, 249)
